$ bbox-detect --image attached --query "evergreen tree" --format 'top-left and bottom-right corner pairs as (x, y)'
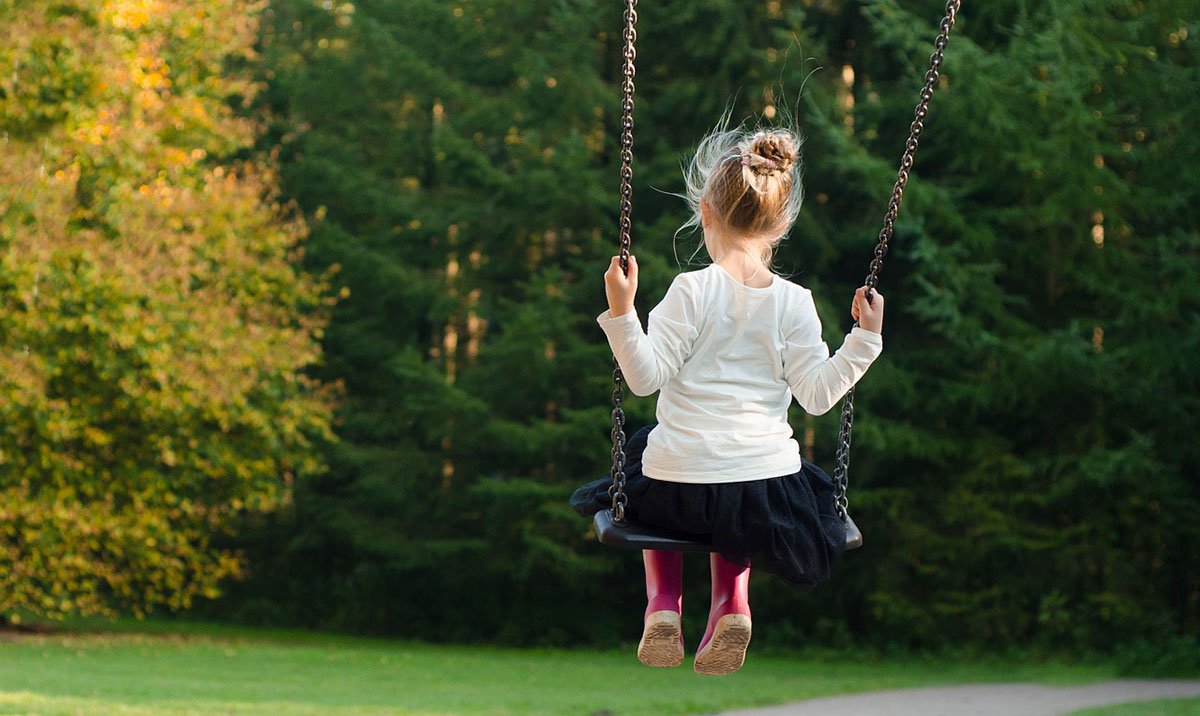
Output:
(213, 0), (626, 639)
(216, 0), (1199, 657)
(775, 0), (1200, 649)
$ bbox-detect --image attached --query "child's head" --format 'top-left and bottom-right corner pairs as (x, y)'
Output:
(680, 118), (803, 272)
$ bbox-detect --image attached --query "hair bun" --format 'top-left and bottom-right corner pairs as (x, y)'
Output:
(746, 132), (797, 176)
(681, 117), (803, 247)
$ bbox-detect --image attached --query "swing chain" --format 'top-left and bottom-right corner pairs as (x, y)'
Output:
(609, 0), (638, 523)
(832, 0), (960, 522)
(618, 0), (637, 272)
(608, 360), (629, 521)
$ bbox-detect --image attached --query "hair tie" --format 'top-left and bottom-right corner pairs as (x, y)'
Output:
(740, 153), (780, 173)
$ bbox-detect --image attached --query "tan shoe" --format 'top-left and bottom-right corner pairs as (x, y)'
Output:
(637, 610), (684, 667)
(693, 613), (752, 675)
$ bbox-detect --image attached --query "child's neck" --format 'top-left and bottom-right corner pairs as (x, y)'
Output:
(714, 251), (772, 289)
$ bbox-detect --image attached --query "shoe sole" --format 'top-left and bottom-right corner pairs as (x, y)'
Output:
(693, 613), (752, 675)
(638, 610), (684, 668)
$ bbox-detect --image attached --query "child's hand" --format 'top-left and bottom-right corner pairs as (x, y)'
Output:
(851, 285), (884, 334)
(605, 255), (638, 317)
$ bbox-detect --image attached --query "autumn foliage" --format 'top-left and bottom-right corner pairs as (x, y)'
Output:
(0, 1), (333, 618)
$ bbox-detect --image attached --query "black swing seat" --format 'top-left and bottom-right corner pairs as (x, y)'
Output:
(592, 509), (717, 552)
(592, 509), (864, 552)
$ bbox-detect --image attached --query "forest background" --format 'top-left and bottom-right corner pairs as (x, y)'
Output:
(1, 0), (1197, 664)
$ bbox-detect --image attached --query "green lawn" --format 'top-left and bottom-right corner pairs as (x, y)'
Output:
(0, 619), (1153, 716)
(1065, 700), (1200, 716)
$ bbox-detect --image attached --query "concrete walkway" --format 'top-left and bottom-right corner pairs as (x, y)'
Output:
(716, 680), (1200, 716)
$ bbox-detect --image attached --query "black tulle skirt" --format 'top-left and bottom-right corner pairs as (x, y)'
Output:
(571, 424), (847, 589)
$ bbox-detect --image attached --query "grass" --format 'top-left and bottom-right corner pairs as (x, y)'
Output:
(1065, 700), (1200, 716)
(0, 618), (1167, 716)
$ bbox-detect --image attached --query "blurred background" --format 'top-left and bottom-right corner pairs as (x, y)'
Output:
(1, 0), (1198, 712)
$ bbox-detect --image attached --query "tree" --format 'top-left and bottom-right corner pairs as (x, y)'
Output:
(781, 0), (1200, 650)
(0, 0), (333, 620)
(216, 0), (1199, 658)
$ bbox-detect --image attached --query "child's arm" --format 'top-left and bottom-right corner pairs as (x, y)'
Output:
(782, 287), (884, 415)
(597, 256), (698, 396)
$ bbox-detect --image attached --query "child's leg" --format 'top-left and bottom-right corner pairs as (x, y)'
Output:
(643, 549), (683, 617)
(695, 553), (752, 675)
(638, 549), (684, 667)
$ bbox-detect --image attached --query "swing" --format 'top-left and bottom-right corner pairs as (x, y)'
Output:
(593, 0), (963, 553)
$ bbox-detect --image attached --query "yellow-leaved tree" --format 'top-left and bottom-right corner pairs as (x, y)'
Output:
(0, 0), (334, 619)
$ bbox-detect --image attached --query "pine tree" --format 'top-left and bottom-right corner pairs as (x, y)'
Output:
(218, 0), (1199, 654)
(777, 0), (1200, 649)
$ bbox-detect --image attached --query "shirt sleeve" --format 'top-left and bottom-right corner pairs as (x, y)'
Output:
(596, 273), (700, 397)
(781, 289), (883, 415)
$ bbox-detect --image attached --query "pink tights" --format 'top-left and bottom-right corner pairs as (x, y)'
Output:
(642, 549), (751, 649)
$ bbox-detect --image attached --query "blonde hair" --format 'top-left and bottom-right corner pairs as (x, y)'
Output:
(677, 111), (804, 272)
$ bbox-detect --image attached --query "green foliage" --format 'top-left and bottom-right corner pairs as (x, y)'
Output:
(197, 0), (631, 643)
(814, 0), (1200, 650)
(0, 0), (333, 619)
(200, 0), (1198, 653)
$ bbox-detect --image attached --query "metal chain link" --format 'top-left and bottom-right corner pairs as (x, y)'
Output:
(608, 0), (638, 523)
(832, 0), (961, 522)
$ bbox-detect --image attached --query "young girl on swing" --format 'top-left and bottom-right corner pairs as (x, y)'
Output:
(571, 121), (885, 675)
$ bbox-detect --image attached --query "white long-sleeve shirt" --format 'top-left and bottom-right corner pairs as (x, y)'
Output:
(597, 263), (883, 484)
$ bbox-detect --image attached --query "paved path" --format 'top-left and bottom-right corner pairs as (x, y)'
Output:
(716, 680), (1200, 716)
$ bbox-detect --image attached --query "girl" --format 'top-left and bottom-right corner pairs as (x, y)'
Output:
(571, 123), (885, 675)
